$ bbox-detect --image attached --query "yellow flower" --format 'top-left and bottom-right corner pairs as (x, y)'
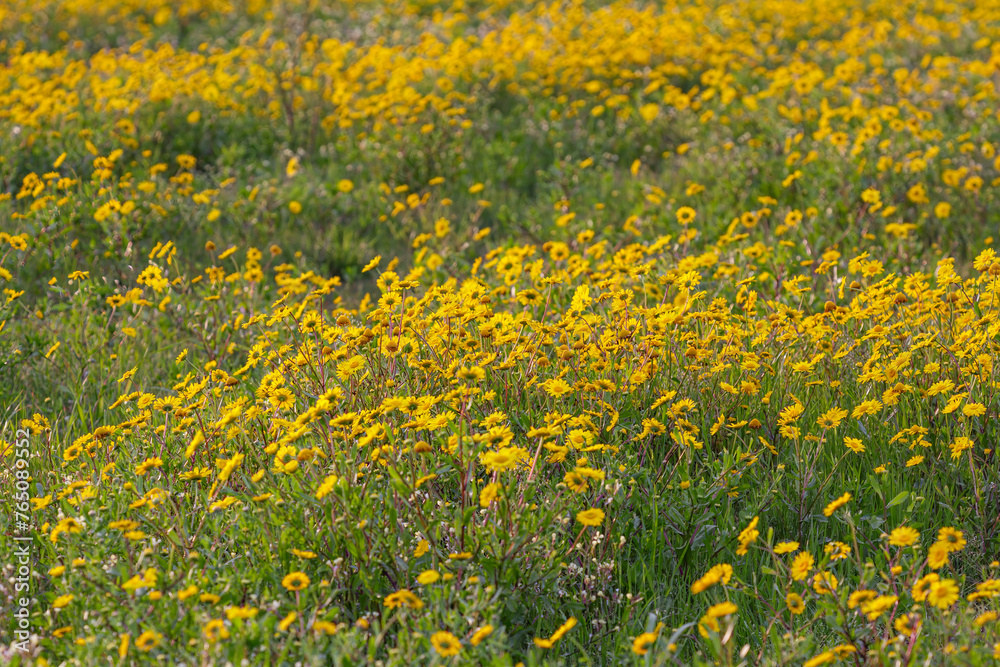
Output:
(861, 595), (898, 620)
(52, 594), (74, 608)
(888, 526), (919, 547)
(435, 217), (451, 238)
(534, 617), (577, 647)
(786, 592), (805, 615)
(927, 541), (950, 570)
(226, 606), (258, 620)
(632, 632), (656, 654)
(576, 508), (605, 527)
(177, 585), (199, 601)
(203, 619), (229, 643)
(851, 400), (882, 418)
(282, 572), (310, 591)
(135, 630), (161, 651)
(414, 540), (430, 558)
(843, 437), (865, 453)
(963, 402), (986, 416)
(913, 573), (939, 601)
(832, 644), (857, 659)
(383, 589), (423, 610)
(479, 447), (526, 472)
(135, 457), (163, 476)
(279, 612), (297, 632)
(926, 579), (959, 610)
(848, 590), (876, 609)
(470, 624), (493, 646)
(697, 614), (719, 638)
(50, 517), (83, 543)
(690, 563), (732, 594)
(816, 407), (847, 429)
(937, 527), (966, 552)
(824, 541), (850, 561)
(975, 611), (998, 627)
(969, 579), (1000, 601)
(707, 601), (737, 617)
(316, 474), (339, 500)
(894, 613), (921, 635)
(550, 616), (577, 642)
(736, 516), (759, 555)
(812, 572), (838, 595)
(457, 366), (486, 382)
(822, 492), (851, 517)
(804, 652), (836, 667)
(336, 355), (366, 381)
(431, 631), (461, 656)
(479, 482), (501, 507)
(926, 379), (955, 396)
(564, 469), (588, 493)
(791, 552), (814, 581)
(541, 378), (573, 398)
(676, 206), (696, 225)
(313, 620), (339, 635)
(639, 103), (660, 123)
(417, 570), (440, 585)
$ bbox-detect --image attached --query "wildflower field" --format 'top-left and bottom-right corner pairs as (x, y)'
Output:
(4, 0), (1000, 664)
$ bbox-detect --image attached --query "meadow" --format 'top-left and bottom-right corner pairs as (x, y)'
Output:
(2, 0), (1000, 664)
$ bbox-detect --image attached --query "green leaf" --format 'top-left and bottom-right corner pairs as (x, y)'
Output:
(886, 491), (910, 509)
(867, 475), (883, 502)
